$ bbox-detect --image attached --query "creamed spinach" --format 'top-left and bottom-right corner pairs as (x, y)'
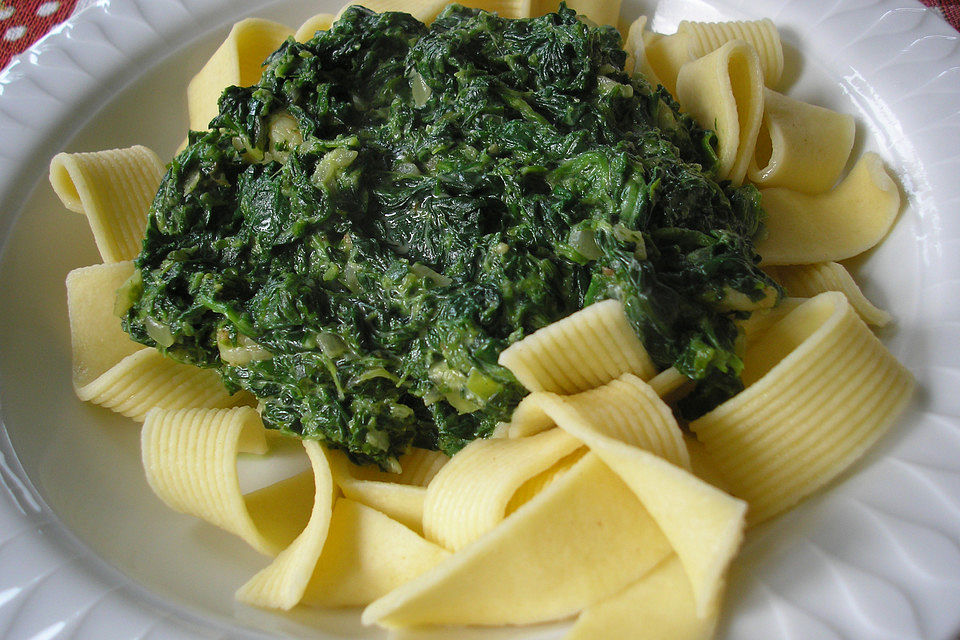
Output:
(121, 4), (780, 468)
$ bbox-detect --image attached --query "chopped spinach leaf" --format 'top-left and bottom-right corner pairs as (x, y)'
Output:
(123, 4), (780, 467)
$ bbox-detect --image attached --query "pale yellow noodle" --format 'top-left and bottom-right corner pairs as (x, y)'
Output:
(50, 146), (164, 262)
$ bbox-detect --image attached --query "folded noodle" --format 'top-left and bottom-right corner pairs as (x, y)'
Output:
(328, 449), (430, 534)
(512, 380), (744, 615)
(362, 453), (673, 628)
(498, 299), (657, 395)
(509, 373), (690, 469)
(679, 19), (782, 87)
(623, 15), (662, 87)
(294, 13), (335, 42)
(66, 262), (145, 388)
(422, 428), (582, 551)
(736, 297), (806, 348)
(644, 19), (781, 96)
(756, 152), (900, 265)
(236, 440), (339, 609)
(643, 31), (693, 96)
(302, 498), (450, 608)
(505, 448), (586, 513)
(65, 247), (244, 421)
(567, 555), (721, 640)
(76, 348), (242, 421)
(187, 18), (293, 132)
(675, 40), (764, 185)
(50, 146), (164, 262)
(764, 262), (891, 326)
(684, 435), (732, 494)
(748, 88), (855, 193)
(141, 407), (299, 556)
(647, 366), (691, 400)
(691, 292), (914, 525)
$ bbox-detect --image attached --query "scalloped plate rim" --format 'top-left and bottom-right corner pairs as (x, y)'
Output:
(0, 0), (958, 639)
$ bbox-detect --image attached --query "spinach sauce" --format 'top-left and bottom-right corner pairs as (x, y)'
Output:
(121, 4), (779, 468)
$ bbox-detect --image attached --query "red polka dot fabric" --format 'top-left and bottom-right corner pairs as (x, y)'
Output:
(919, 0), (960, 29)
(0, 0), (78, 70)
(0, 0), (958, 73)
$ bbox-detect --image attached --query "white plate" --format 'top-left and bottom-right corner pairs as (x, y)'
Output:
(0, 0), (958, 638)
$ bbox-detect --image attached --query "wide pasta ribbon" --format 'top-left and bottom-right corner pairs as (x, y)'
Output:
(422, 427), (583, 551)
(187, 18), (293, 131)
(510, 373), (690, 468)
(326, 448), (448, 535)
(748, 88), (855, 193)
(243, 446), (451, 610)
(301, 498), (450, 608)
(566, 555), (720, 640)
(679, 19), (782, 87)
(755, 152), (900, 265)
(142, 407), (302, 555)
(498, 299), (657, 395)
(66, 262), (144, 386)
(675, 40), (764, 185)
(645, 18), (781, 96)
(363, 452), (674, 628)
(67, 262), (242, 420)
(691, 292), (914, 525)
(362, 373), (745, 631)
(235, 440), (338, 609)
(765, 262), (891, 326)
(77, 349), (244, 421)
(512, 378), (745, 618)
(624, 16), (661, 86)
(294, 13), (335, 42)
(49, 146), (164, 263)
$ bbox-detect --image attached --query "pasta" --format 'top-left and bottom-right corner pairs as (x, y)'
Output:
(68, 263), (241, 419)
(508, 372), (690, 468)
(75, 347), (241, 420)
(763, 262), (891, 326)
(50, 146), (163, 262)
(51, 3), (915, 639)
(328, 448), (431, 533)
(422, 427), (582, 550)
(294, 13), (336, 42)
(66, 261), (145, 387)
(235, 440), (337, 609)
(567, 555), (720, 640)
(300, 498), (451, 608)
(679, 19), (783, 87)
(644, 18), (782, 96)
(691, 292), (913, 525)
(756, 152), (901, 264)
(624, 16), (661, 86)
(187, 18), (294, 131)
(747, 88), (856, 192)
(675, 40), (764, 185)
(363, 453), (675, 627)
(497, 298), (657, 394)
(510, 381), (745, 616)
(142, 407), (281, 555)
